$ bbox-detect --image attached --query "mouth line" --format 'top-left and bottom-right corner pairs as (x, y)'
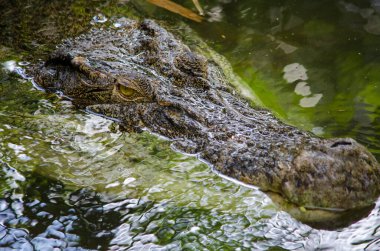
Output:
(84, 106), (123, 123)
(267, 191), (348, 212)
(302, 205), (347, 212)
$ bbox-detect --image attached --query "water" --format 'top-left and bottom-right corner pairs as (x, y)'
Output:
(0, 0), (380, 250)
(133, 0), (380, 157)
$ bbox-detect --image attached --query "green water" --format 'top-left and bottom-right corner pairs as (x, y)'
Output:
(1, 0), (380, 250)
(133, 0), (380, 157)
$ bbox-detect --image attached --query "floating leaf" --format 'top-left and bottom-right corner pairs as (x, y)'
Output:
(147, 0), (203, 22)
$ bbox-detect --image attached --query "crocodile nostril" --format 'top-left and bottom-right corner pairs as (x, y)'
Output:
(330, 141), (353, 148)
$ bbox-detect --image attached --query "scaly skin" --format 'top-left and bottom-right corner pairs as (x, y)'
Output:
(31, 19), (380, 211)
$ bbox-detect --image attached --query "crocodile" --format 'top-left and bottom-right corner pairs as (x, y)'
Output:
(31, 18), (380, 215)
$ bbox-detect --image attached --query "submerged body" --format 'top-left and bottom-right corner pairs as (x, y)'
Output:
(32, 19), (380, 212)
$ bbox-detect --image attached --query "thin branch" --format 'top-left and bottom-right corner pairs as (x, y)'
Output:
(192, 0), (204, 15)
(147, 0), (203, 22)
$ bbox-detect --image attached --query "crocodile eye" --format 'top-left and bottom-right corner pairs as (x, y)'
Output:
(115, 77), (153, 102)
(118, 84), (139, 98)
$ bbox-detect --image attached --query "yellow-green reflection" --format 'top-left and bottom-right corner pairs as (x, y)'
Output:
(1, 0), (380, 249)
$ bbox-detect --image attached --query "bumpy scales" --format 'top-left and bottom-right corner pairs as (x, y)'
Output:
(32, 19), (380, 211)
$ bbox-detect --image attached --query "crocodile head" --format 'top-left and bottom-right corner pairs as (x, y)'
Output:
(31, 19), (380, 218)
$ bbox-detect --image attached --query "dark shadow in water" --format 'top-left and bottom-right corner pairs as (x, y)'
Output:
(268, 191), (374, 230)
(0, 161), (154, 250)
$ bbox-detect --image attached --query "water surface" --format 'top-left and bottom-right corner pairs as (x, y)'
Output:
(1, 0), (380, 250)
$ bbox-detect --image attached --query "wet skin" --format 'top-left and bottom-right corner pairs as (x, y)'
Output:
(31, 19), (380, 212)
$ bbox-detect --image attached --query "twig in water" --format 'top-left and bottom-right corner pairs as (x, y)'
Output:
(147, 0), (203, 22)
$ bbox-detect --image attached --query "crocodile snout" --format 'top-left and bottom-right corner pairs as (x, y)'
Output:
(281, 138), (380, 210)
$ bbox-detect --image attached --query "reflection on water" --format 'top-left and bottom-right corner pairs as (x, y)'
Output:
(343, 0), (380, 35)
(0, 0), (380, 250)
(283, 63), (308, 83)
(153, 0), (380, 156)
(0, 72), (281, 249)
(294, 82), (311, 96)
(1, 74), (379, 249)
(282, 62), (323, 107)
